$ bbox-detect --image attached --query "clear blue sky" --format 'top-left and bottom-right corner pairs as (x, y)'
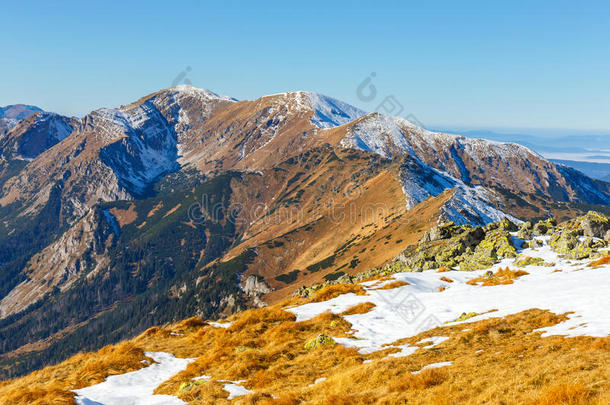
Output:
(1, 0), (609, 131)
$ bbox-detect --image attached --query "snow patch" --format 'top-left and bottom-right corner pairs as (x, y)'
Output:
(288, 239), (610, 356)
(412, 361), (453, 374)
(223, 382), (252, 400)
(305, 92), (366, 129)
(208, 321), (232, 328)
(73, 352), (195, 405)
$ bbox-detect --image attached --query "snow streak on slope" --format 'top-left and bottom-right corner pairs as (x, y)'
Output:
(399, 151), (518, 225)
(339, 113), (523, 225)
(73, 352), (195, 405)
(96, 104), (181, 195)
(441, 186), (521, 226)
(263, 91), (366, 129)
(289, 238), (610, 355)
(306, 92), (366, 129)
(339, 113), (411, 158)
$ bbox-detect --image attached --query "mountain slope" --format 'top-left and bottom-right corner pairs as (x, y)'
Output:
(1, 215), (608, 404)
(0, 104), (43, 135)
(0, 86), (609, 381)
(333, 113), (610, 205)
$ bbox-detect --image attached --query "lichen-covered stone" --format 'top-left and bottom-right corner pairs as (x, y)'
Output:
(460, 228), (517, 271)
(420, 222), (460, 242)
(514, 255), (553, 267)
(487, 218), (519, 232)
(533, 218), (556, 236)
(579, 211), (610, 238)
(177, 380), (205, 395)
(398, 226), (486, 271)
(549, 229), (579, 255)
(304, 334), (336, 350)
(516, 221), (533, 239)
(550, 229), (606, 259)
(454, 312), (479, 322)
(235, 345), (256, 353)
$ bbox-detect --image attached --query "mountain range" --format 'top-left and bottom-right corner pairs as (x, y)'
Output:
(1, 85), (610, 378)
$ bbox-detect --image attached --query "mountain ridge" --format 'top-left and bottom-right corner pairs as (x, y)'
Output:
(0, 85), (609, 379)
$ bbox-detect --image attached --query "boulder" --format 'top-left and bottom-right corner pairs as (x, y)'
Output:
(460, 228), (517, 271)
(516, 221), (533, 239)
(549, 229), (579, 255)
(420, 222), (459, 242)
(514, 255), (553, 267)
(304, 334), (336, 350)
(533, 218), (556, 236)
(550, 229), (606, 259)
(496, 218), (519, 232)
(579, 211), (610, 239)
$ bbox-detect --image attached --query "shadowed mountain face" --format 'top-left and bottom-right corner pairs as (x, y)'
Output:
(0, 86), (609, 378)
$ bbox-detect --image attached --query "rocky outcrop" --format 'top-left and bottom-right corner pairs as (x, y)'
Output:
(514, 255), (554, 267)
(0, 208), (114, 319)
(533, 219), (556, 236)
(579, 211), (610, 238)
(460, 228), (517, 271)
(241, 275), (272, 307)
(304, 334), (336, 350)
(394, 219), (518, 271)
(547, 211), (609, 259)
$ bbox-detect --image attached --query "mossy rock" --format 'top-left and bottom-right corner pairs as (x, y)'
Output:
(177, 380), (205, 395)
(550, 230), (606, 259)
(516, 221), (533, 239)
(514, 255), (553, 267)
(453, 312), (479, 322)
(549, 229), (579, 255)
(420, 222), (460, 242)
(566, 237), (605, 260)
(304, 334), (336, 350)
(533, 218), (556, 236)
(488, 218), (518, 232)
(235, 345), (256, 353)
(399, 227), (485, 271)
(460, 229), (516, 271)
(579, 211), (610, 238)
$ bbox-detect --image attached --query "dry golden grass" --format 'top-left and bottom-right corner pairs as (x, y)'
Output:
(0, 342), (147, 405)
(588, 255), (610, 267)
(439, 276), (453, 283)
(373, 280), (409, 290)
(532, 383), (597, 405)
(467, 267), (529, 286)
(309, 284), (366, 303)
(1, 283), (610, 404)
(436, 266), (451, 273)
(359, 274), (394, 284)
(340, 302), (376, 316)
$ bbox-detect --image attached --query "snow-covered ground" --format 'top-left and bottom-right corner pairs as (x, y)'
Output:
(72, 238), (608, 403)
(73, 352), (195, 405)
(412, 361), (453, 374)
(288, 238), (610, 355)
(223, 382), (253, 400)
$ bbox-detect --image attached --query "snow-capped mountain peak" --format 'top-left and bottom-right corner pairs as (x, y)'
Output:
(261, 91), (367, 129)
(304, 92), (367, 129)
(168, 84), (237, 103)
